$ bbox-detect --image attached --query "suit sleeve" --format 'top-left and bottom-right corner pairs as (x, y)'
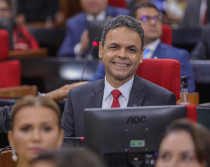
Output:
(163, 92), (176, 105)
(191, 26), (210, 60)
(61, 91), (75, 137)
(57, 22), (75, 57)
(90, 62), (105, 81)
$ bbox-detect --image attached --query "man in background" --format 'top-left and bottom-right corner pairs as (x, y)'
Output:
(57, 0), (129, 58)
(91, 2), (195, 93)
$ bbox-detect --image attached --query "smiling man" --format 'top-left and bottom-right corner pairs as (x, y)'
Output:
(61, 15), (176, 138)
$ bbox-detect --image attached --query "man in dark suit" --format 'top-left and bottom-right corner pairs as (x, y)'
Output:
(192, 24), (210, 60)
(57, 0), (129, 58)
(61, 15), (176, 138)
(91, 2), (195, 93)
(180, 0), (209, 27)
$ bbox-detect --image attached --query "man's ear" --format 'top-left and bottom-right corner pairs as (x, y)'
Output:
(99, 42), (103, 59)
(139, 48), (145, 63)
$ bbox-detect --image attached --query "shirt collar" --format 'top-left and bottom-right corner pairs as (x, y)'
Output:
(86, 10), (106, 22)
(145, 38), (161, 52)
(104, 76), (134, 100)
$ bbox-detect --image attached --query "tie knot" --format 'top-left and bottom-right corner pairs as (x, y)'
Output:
(111, 89), (121, 100)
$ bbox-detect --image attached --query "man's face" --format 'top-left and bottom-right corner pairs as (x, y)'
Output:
(0, 1), (11, 18)
(99, 27), (143, 88)
(135, 7), (162, 44)
(80, 0), (108, 16)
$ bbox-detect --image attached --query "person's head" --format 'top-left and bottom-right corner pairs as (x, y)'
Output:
(8, 95), (64, 166)
(80, 0), (108, 16)
(30, 149), (106, 167)
(156, 119), (210, 167)
(132, 1), (162, 45)
(99, 15), (144, 88)
(0, 0), (11, 18)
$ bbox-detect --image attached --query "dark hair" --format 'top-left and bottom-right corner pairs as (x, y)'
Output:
(101, 15), (144, 51)
(132, 1), (160, 18)
(31, 149), (106, 167)
(161, 118), (210, 166)
(11, 95), (61, 129)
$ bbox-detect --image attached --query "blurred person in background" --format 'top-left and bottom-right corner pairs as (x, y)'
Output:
(57, 0), (129, 58)
(180, 0), (210, 27)
(7, 95), (64, 167)
(16, 0), (65, 28)
(156, 118), (210, 167)
(0, 0), (39, 50)
(191, 24), (210, 60)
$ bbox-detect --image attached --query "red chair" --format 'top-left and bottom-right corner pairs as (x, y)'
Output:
(0, 30), (21, 88)
(136, 59), (197, 122)
(136, 59), (180, 101)
(108, 0), (127, 8)
(161, 24), (172, 45)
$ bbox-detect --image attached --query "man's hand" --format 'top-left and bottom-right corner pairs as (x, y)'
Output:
(44, 81), (88, 101)
(79, 30), (89, 53)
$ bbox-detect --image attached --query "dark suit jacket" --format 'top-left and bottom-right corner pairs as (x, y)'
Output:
(180, 0), (201, 27)
(57, 6), (129, 58)
(61, 75), (176, 137)
(192, 24), (210, 60)
(91, 42), (195, 93)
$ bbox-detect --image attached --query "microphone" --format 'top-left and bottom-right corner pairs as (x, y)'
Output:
(63, 137), (85, 148)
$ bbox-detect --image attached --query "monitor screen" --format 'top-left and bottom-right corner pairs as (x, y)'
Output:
(0, 18), (13, 50)
(84, 105), (186, 167)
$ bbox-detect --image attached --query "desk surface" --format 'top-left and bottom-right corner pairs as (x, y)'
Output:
(12, 57), (98, 92)
(9, 48), (48, 58)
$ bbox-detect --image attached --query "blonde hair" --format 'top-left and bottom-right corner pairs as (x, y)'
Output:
(11, 95), (61, 129)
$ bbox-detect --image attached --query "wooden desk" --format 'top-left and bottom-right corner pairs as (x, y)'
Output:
(0, 149), (17, 167)
(177, 92), (199, 105)
(9, 48), (48, 58)
(0, 85), (38, 98)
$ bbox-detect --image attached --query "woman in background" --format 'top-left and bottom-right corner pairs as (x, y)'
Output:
(7, 95), (64, 167)
(0, 0), (39, 50)
(156, 118), (210, 167)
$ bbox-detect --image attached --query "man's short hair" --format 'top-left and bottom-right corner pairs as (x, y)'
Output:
(101, 15), (144, 51)
(132, 1), (160, 18)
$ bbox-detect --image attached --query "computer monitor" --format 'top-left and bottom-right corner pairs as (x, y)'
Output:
(84, 105), (186, 167)
(0, 18), (13, 50)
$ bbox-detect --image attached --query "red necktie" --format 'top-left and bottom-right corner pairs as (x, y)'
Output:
(111, 89), (121, 108)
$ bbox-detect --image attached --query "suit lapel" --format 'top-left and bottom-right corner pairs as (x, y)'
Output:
(89, 79), (104, 108)
(127, 75), (145, 107)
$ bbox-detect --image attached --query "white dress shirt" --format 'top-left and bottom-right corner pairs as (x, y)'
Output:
(144, 39), (161, 59)
(102, 76), (134, 109)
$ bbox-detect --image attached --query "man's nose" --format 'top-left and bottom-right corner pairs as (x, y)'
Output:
(118, 49), (127, 58)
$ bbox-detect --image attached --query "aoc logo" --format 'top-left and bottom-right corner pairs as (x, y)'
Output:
(126, 116), (146, 124)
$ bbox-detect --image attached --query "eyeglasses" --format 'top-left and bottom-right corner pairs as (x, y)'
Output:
(139, 15), (162, 23)
(0, 7), (9, 12)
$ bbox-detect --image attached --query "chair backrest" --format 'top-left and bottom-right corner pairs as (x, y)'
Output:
(136, 59), (180, 101)
(0, 30), (21, 88)
(161, 24), (172, 45)
(108, 0), (127, 8)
